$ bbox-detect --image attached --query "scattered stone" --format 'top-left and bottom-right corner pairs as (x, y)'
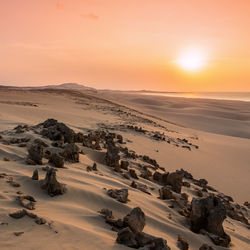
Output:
(107, 189), (128, 203)
(17, 195), (36, 210)
(32, 169), (39, 180)
(35, 217), (47, 225)
(131, 181), (151, 195)
(14, 232), (24, 236)
(40, 167), (66, 196)
(177, 235), (189, 250)
(9, 209), (27, 219)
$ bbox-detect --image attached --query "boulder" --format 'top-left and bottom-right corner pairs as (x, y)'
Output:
(40, 168), (66, 196)
(159, 186), (174, 200)
(105, 142), (120, 169)
(62, 143), (79, 162)
(28, 144), (43, 165)
(120, 160), (129, 170)
(165, 172), (183, 193)
(177, 235), (189, 250)
(116, 227), (138, 248)
(129, 169), (138, 179)
(190, 196), (231, 247)
(123, 207), (145, 233)
(49, 153), (65, 168)
(31, 169), (39, 180)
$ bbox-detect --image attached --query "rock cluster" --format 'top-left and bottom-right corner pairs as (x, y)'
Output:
(107, 189), (128, 203)
(100, 207), (170, 249)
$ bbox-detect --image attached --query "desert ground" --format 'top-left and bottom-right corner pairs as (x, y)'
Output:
(0, 88), (249, 250)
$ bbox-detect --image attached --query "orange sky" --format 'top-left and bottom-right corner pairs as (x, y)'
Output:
(1, 0), (250, 91)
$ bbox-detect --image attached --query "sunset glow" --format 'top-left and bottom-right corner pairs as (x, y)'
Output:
(1, 0), (250, 91)
(176, 48), (207, 72)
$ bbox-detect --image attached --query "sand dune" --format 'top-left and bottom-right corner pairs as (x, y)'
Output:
(0, 89), (249, 250)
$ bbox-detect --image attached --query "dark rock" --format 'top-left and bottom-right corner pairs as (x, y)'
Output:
(123, 207), (145, 233)
(129, 169), (138, 179)
(153, 171), (162, 183)
(14, 232), (24, 236)
(120, 160), (129, 170)
(107, 189), (128, 203)
(92, 162), (97, 171)
(159, 186), (174, 200)
(40, 119), (75, 143)
(40, 167), (66, 196)
(116, 227), (138, 248)
(190, 196), (231, 247)
(49, 153), (65, 168)
(105, 142), (120, 169)
(34, 138), (48, 147)
(177, 235), (189, 250)
(32, 169), (39, 180)
(35, 217), (47, 225)
(165, 172), (183, 193)
(62, 143), (79, 162)
(9, 209), (27, 219)
(199, 244), (214, 250)
(28, 143), (43, 165)
(17, 195), (36, 210)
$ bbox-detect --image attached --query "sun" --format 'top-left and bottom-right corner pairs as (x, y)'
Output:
(175, 48), (206, 72)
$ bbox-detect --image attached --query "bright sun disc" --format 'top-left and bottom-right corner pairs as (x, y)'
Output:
(176, 48), (206, 72)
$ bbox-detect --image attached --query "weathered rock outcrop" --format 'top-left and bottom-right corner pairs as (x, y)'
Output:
(159, 186), (174, 200)
(62, 143), (79, 162)
(190, 196), (231, 247)
(40, 168), (66, 196)
(105, 142), (120, 169)
(27, 143), (43, 165)
(31, 169), (39, 180)
(165, 172), (183, 193)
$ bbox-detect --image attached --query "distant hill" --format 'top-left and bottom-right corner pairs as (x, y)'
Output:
(0, 83), (97, 92)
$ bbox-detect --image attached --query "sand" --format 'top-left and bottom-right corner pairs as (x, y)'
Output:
(0, 88), (249, 250)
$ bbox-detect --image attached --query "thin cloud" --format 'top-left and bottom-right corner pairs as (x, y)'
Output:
(80, 13), (99, 20)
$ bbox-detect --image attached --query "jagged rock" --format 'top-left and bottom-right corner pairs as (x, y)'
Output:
(117, 134), (123, 144)
(32, 169), (39, 180)
(123, 207), (145, 233)
(40, 119), (75, 143)
(153, 171), (162, 182)
(199, 244), (214, 250)
(9, 209), (27, 219)
(33, 138), (48, 147)
(159, 186), (174, 200)
(165, 172), (183, 193)
(49, 153), (65, 168)
(129, 169), (138, 179)
(190, 196), (231, 247)
(120, 160), (129, 170)
(28, 143), (43, 165)
(177, 235), (189, 250)
(107, 189), (128, 203)
(40, 168), (66, 196)
(176, 169), (193, 179)
(131, 181), (151, 195)
(117, 227), (138, 248)
(35, 217), (46, 225)
(62, 143), (79, 162)
(105, 142), (120, 169)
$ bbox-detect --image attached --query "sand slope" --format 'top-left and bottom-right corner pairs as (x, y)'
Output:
(0, 89), (249, 250)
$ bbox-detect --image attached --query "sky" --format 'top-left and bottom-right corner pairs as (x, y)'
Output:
(1, 0), (250, 91)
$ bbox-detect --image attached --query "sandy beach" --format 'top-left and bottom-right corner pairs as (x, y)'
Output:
(0, 88), (249, 250)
